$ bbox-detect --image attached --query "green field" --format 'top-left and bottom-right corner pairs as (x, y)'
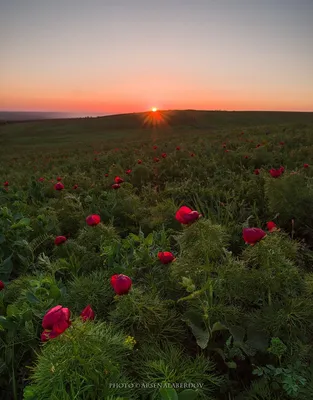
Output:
(1, 110), (313, 400)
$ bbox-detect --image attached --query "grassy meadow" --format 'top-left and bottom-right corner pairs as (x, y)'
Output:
(1, 110), (313, 399)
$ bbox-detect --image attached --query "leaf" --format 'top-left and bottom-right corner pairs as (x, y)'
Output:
(186, 321), (210, 349)
(49, 284), (61, 300)
(159, 388), (178, 400)
(0, 316), (15, 331)
(178, 389), (198, 400)
(211, 321), (228, 333)
(6, 304), (19, 318)
(26, 292), (40, 304)
(229, 326), (245, 343)
(226, 361), (237, 369)
(145, 233), (154, 246)
(0, 255), (13, 280)
(246, 327), (269, 352)
(0, 235), (5, 244)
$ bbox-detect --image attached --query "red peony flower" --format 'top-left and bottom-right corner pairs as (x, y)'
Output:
(41, 305), (71, 342)
(256, 144), (261, 148)
(0, 280), (4, 291)
(73, 184), (78, 189)
(304, 163), (309, 168)
(242, 227), (266, 245)
(279, 141), (285, 146)
(225, 149), (229, 153)
(114, 176), (124, 184)
(244, 155), (249, 159)
(138, 159), (142, 164)
(161, 153), (167, 158)
(54, 236), (67, 246)
(153, 145), (158, 150)
(125, 169), (132, 175)
(190, 153), (195, 157)
(86, 214), (101, 226)
(80, 305), (95, 322)
(38, 177), (45, 182)
(110, 274), (132, 295)
(158, 251), (176, 264)
(112, 183), (120, 189)
(105, 173), (109, 177)
(154, 157), (160, 162)
(269, 168), (283, 178)
(3, 181), (9, 187)
(176, 146), (180, 150)
(267, 221), (279, 232)
(54, 182), (64, 190)
(254, 169), (260, 175)
(57, 177), (62, 181)
(175, 206), (201, 225)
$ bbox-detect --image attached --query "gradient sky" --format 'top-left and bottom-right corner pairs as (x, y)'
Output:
(1, 0), (313, 113)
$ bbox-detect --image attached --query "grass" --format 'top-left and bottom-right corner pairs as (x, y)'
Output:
(1, 110), (313, 400)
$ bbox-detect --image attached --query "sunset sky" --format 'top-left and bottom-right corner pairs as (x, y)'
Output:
(1, 0), (313, 114)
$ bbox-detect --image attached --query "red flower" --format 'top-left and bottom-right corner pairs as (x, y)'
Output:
(154, 157), (160, 163)
(254, 169), (260, 175)
(222, 143), (226, 148)
(225, 150), (229, 153)
(244, 155), (249, 159)
(279, 141), (285, 146)
(161, 153), (167, 158)
(279, 166), (285, 173)
(125, 169), (132, 175)
(241, 132), (244, 135)
(3, 181), (9, 187)
(112, 183), (121, 189)
(57, 177), (62, 181)
(175, 206), (201, 225)
(137, 160), (142, 164)
(80, 305), (95, 322)
(153, 145), (158, 150)
(243, 227), (266, 245)
(54, 236), (67, 246)
(269, 168), (283, 178)
(110, 274), (132, 295)
(114, 176), (124, 184)
(256, 144), (261, 148)
(105, 173), (109, 177)
(54, 182), (64, 190)
(38, 177), (45, 182)
(0, 280), (4, 291)
(176, 146), (180, 150)
(86, 214), (101, 226)
(158, 251), (176, 264)
(73, 184), (78, 189)
(41, 305), (71, 342)
(190, 153), (195, 157)
(304, 163), (309, 168)
(267, 221), (279, 232)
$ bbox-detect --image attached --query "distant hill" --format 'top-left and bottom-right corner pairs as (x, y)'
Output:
(0, 111), (108, 123)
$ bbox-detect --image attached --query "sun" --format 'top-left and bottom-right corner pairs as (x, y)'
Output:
(151, 107), (158, 112)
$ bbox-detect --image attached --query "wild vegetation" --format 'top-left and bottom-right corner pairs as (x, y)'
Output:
(1, 110), (313, 400)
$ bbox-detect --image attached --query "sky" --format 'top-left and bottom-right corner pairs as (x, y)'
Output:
(1, 0), (313, 114)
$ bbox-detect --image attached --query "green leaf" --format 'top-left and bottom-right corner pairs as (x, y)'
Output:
(49, 284), (61, 300)
(6, 304), (19, 318)
(211, 321), (228, 333)
(26, 292), (40, 304)
(0, 316), (15, 331)
(186, 321), (210, 349)
(246, 328), (269, 352)
(229, 326), (245, 343)
(0, 255), (13, 280)
(226, 361), (237, 369)
(178, 389), (198, 400)
(0, 235), (5, 244)
(145, 233), (154, 246)
(159, 388), (178, 400)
